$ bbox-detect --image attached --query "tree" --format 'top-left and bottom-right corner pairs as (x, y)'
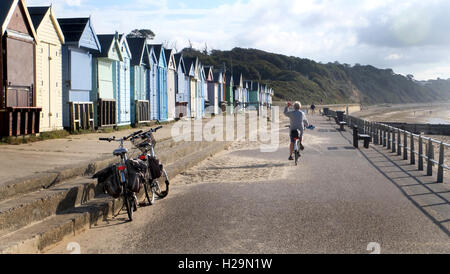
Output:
(127, 29), (155, 41)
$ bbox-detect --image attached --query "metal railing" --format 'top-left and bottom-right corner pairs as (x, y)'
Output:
(345, 115), (449, 183)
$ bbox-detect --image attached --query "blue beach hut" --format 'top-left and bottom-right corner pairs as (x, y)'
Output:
(58, 17), (101, 130)
(128, 37), (151, 125)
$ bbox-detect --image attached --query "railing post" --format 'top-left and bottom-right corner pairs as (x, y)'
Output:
(427, 139), (434, 176)
(397, 129), (401, 156)
(403, 130), (408, 160)
(418, 135), (424, 171)
(379, 126), (383, 145)
(410, 132), (415, 165)
(437, 142), (444, 183)
(387, 127), (391, 150)
(374, 124), (378, 145)
(353, 125), (359, 149)
(392, 128), (396, 153)
(383, 126), (387, 147)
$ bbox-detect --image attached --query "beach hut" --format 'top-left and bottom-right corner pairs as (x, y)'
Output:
(174, 53), (189, 118)
(146, 45), (158, 121)
(164, 48), (176, 121)
(150, 45), (167, 121)
(233, 73), (243, 111)
(28, 6), (65, 133)
(115, 34), (132, 126)
(0, 0), (41, 137)
(268, 87), (273, 109)
(204, 66), (217, 115)
(212, 70), (223, 115)
(58, 17), (101, 130)
(242, 81), (249, 110)
(225, 74), (234, 114)
(128, 37), (151, 125)
(197, 62), (205, 118)
(245, 80), (260, 111)
(184, 57), (198, 119)
(92, 34), (121, 128)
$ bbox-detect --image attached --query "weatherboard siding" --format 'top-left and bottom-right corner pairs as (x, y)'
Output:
(34, 14), (63, 132)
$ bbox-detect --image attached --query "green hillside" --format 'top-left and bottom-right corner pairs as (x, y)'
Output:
(182, 47), (450, 105)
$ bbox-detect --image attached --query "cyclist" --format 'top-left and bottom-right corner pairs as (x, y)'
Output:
(284, 101), (309, 161)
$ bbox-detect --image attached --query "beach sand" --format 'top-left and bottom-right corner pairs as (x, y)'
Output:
(353, 103), (450, 124)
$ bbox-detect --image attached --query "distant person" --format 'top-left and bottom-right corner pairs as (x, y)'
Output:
(284, 101), (309, 161)
(310, 104), (316, 115)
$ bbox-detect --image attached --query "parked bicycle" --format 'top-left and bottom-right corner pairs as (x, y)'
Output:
(94, 130), (146, 222)
(130, 126), (169, 206)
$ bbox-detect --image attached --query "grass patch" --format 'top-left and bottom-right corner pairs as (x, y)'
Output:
(0, 130), (70, 145)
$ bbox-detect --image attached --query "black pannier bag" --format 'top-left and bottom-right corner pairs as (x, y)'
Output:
(147, 156), (162, 179)
(92, 165), (122, 198)
(126, 159), (147, 193)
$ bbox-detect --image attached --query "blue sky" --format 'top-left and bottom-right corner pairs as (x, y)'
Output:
(26, 0), (450, 81)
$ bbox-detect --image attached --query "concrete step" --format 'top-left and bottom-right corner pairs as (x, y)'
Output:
(0, 139), (215, 238)
(0, 140), (231, 253)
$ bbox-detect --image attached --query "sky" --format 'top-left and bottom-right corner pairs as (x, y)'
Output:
(26, 0), (450, 81)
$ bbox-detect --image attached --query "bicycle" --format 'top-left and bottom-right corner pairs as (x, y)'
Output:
(99, 130), (144, 222)
(289, 125), (315, 166)
(293, 137), (299, 166)
(130, 126), (170, 206)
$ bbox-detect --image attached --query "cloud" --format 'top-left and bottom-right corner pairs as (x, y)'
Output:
(25, 0), (450, 80)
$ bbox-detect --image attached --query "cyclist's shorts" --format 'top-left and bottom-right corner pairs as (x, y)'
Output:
(290, 129), (303, 143)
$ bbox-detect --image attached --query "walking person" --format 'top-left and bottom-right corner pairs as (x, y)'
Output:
(310, 104), (316, 115)
(284, 101), (309, 161)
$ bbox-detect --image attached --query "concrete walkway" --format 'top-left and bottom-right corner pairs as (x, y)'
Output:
(45, 114), (450, 254)
(0, 124), (176, 188)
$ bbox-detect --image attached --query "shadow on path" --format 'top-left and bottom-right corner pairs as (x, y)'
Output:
(338, 127), (450, 237)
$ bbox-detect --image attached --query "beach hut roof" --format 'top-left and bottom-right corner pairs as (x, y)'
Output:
(174, 53), (186, 74)
(28, 6), (65, 44)
(127, 37), (148, 66)
(1, 0), (37, 39)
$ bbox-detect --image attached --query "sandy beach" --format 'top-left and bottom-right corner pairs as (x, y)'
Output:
(352, 102), (450, 124)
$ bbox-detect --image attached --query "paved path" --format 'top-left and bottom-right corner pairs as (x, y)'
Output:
(45, 115), (450, 254)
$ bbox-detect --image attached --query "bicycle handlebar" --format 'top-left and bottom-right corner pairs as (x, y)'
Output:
(125, 130), (143, 140)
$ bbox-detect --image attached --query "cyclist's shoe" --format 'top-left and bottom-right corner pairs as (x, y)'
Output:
(300, 144), (305, 151)
(288, 156), (294, 161)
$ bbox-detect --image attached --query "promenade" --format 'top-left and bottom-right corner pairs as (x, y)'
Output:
(43, 114), (450, 254)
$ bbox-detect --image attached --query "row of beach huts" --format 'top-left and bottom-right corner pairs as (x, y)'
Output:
(0, 0), (274, 137)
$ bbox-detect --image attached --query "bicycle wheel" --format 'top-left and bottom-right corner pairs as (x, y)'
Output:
(124, 194), (133, 221)
(144, 179), (156, 205)
(154, 169), (169, 198)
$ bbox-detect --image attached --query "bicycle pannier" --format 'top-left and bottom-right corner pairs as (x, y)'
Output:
(93, 165), (122, 198)
(147, 157), (162, 179)
(126, 159), (146, 193)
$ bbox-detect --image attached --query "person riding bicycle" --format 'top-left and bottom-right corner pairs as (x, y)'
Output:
(284, 101), (309, 161)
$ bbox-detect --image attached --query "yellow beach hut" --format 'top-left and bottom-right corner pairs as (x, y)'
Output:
(28, 6), (65, 132)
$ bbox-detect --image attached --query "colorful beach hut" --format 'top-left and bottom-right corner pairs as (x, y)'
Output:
(184, 57), (197, 119)
(58, 17), (101, 130)
(92, 34), (121, 128)
(0, 0), (41, 137)
(116, 34), (132, 126)
(128, 37), (151, 125)
(150, 44), (167, 121)
(28, 6), (65, 133)
(225, 73), (234, 114)
(164, 48), (176, 121)
(146, 45), (158, 121)
(174, 53), (189, 118)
